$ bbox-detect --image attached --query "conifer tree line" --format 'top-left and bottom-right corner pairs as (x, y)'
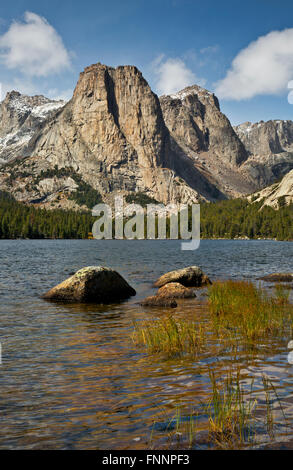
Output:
(199, 198), (292, 240)
(0, 191), (94, 239)
(0, 191), (292, 240)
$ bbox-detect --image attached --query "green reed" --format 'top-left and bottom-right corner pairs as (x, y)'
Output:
(132, 315), (206, 357)
(149, 369), (284, 450)
(206, 369), (256, 449)
(208, 280), (293, 341)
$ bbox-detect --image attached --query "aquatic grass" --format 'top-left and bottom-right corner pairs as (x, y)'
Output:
(261, 374), (289, 439)
(149, 405), (198, 449)
(274, 283), (291, 305)
(132, 315), (206, 357)
(262, 375), (275, 438)
(208, 280), (293, 341)
(149, 369), (286, 450)
(206, 371), (288, 449)
(206, 369), (257, 449)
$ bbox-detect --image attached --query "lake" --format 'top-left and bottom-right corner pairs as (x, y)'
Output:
(0, 239), (293, 449)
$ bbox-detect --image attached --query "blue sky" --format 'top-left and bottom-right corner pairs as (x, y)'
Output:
(1, 0), (293, 124)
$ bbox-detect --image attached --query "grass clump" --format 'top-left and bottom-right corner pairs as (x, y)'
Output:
(208, 280), (293, 341)
(132, 315), (206, 357)
(149, 370), (285, 450)
(206, 370), (256, 448)
(274, 283), (291, 305)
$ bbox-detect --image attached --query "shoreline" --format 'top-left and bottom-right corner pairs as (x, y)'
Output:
(0, 237), (292, 241)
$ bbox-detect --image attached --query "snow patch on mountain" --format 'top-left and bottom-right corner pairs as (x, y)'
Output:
(162, 84), (213, 102)
(0, 91), (66, 164)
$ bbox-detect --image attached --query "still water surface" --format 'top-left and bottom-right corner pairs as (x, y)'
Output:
(0, 239), (293, 449)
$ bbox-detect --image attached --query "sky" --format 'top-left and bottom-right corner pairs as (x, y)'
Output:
(1, 0), (293, 124)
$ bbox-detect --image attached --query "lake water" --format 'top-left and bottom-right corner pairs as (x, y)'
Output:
(0, 239), (293, 449)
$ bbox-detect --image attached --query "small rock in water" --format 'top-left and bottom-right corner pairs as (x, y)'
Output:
(154, 266), (211, 288)
(158, 282), (197, 299)
(140, 295), (177, 308)
(259, 273), (293, 282)
(42, 266), (136, 303)
(153, 420), (177, 432)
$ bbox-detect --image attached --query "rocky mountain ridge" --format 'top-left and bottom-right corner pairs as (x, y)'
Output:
(234, 120), (293, 189)
(0, 62), (292, 210)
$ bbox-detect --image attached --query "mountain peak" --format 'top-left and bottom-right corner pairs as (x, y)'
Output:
(170, 84), (213, 99)
(2, 90), (65, 113)
(160, 83), (220, 112)
(5, 90), (21, 100)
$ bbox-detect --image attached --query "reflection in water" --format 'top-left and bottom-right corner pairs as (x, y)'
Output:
(0, 239), (293, 449)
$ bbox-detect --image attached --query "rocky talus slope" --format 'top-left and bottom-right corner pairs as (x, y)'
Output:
(248, 169), (293, 209)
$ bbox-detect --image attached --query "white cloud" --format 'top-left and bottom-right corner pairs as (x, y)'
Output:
(152, 55), (203, 95)
(200, 45), (219, 55)
(0, 11), (71, 77)
(0, 78), (37, 99)
(215, 28), (293, 100)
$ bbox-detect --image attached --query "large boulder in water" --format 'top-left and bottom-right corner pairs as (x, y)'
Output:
(42, 266), (136, 303)
(154, 266), (211, 288)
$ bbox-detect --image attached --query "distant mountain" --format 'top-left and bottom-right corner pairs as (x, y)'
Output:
(234, 120), (293, 187)
(0, 91), (65, 164)
(0, 63), (292, 210)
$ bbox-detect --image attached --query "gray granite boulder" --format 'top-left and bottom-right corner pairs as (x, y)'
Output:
(42, 266), (136, 303)
(154, 266), (211, 288)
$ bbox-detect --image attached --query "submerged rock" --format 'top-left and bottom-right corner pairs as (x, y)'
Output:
(42, 266), (136, 303)
(140, 295), (177, 308)
(140, 282), (196, 308)
(154, 266), (211, 288)
(158, 282), (196, 298)
(259, 273), (293, 282)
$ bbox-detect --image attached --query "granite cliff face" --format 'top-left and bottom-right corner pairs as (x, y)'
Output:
(160, 86), (248, 166)
(160, 85), (259, 198)
(0, 62), (292, 210)
(29, 63), (184, 203)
